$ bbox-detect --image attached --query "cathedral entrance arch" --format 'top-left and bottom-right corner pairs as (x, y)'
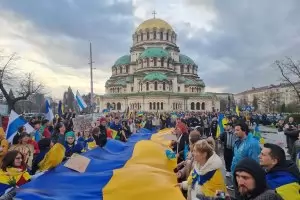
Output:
(196, 102), (200, 110)
(191, 102), (195, 110)
(117, 102), (121, 110)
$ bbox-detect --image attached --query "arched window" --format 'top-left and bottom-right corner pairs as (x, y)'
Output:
(120, 67), (123, 74)
(154, 82), (158, 90)
(157, 102), (160, 110)
(191, 102), (195, 110)
(146, 82), (149, 91)
(187, 66), (190, 73)
(166, 32), (169, 40)
(163, 82), (166, 90)
(141, 33), (143, 41)
(147, 32), (150, 40)
(192, 88), (194, 92)
(147, 58), (150, 67)
(153, 31), (156, 39)
(154, 58), (157, 66)
(180, 65), (184, 73)
(126, 65), (129, 73)
(112, 102), (116, 110)
(153, 102), (156, 110)
(161, 102), (163, 110)
(167, 59), (170, 67)
(117, 102), (121, 110)
(160, 32), (163, 40)
(196, 102), (200, 110)
(161, 58), (164, 67)
(140, 83), (142, 91)
(117, 88), (120, 93)
(149, 102), (152, 110)
(173, 103), (175, 110)
(201, 102), (205, 110)
(141, 60), (144, 68)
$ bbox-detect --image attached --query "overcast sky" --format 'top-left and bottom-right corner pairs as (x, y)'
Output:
(0, 0), (299, 99)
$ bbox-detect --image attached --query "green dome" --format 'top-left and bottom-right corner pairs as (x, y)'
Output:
(126, 76), (134, 83)
(115, 79), (127, 86)
(178, 76), (186, 83)
(139, 48), (170, 59)
(179, 54), (195, 65)
(114, 55), (131, 66)
(143, 72), (168, 81)
(185, 78), (205, 86)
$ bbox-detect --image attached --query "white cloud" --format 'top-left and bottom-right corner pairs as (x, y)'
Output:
(0, 10), (109, 99)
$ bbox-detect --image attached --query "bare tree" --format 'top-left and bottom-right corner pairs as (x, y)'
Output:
(275, 57), (300, 101)
(257, 90), (280, 113)
(0, 52), (44, 111)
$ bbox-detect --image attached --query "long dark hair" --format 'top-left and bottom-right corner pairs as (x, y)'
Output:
(1, 150), (26, 171)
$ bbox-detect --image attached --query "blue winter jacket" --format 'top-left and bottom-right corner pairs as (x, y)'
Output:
(231, 133), (260, 174)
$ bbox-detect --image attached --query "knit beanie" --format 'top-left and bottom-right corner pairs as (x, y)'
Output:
(234, 158), (266, 197)
(65, 131), (75, 140)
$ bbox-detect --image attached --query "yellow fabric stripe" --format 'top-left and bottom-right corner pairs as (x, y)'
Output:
(103, 128), (184, 200)
(38, 143), (65, 172)
(201, 169), (227, 197)
(276, 182), (300, 200)
(0, 168), (31, 185)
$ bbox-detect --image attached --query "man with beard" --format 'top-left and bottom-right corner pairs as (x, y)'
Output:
(233, 158), (282, 200)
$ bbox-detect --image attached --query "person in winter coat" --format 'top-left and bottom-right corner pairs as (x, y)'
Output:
(39, 119), (51, 139)
(233, 158), (282, 200)
(259, 143), (300, 200)
(51, 122), (66, 145)
(220, 123), (237, 177)
(77, 130), (95, 151)
(178, 140), (226, 199)
(31, 138), (53, 175)
(64, 131), (83, 158)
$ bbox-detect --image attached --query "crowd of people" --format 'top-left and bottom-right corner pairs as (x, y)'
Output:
(0, 110), (298, 200)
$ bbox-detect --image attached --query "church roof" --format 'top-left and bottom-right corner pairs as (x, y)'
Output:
(143, 72), (168, 81)
(184, 78), (205, 86)
(135, 18), (173, 32)
(139, 47), (170, 59)
(114, 55), (131, 66)
(179, 54), (195, 65)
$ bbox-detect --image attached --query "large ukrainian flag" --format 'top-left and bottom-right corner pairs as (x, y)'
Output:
(15, 128), (184, 200)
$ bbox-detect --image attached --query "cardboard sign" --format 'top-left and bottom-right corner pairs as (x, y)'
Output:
(64, 154), (90, 173)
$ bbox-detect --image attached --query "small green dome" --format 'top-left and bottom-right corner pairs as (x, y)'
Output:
(139, 48), (170, 59)
(114, 55), (131, 66)
(115, 79), (127, 86)
(178, 76), (186, 83)
(126, 76), (134, 83)
(143, 72), (168, 81)
(179, 54), (195, 65)
(185, 78), (205, 86)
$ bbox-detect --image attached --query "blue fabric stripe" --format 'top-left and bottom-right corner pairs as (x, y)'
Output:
(76, 95), (85, 110)
(16, 128), (155, 200)
(266, 171), (298, 189)
(6, 116), (27, 140)
(199, 170), (217, 186)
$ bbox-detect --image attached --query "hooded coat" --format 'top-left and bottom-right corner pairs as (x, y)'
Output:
(234, 158), (283, 200)
(266, 160), (300, 200)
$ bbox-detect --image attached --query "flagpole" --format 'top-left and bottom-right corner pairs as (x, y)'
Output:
(89, 42), (94, 114)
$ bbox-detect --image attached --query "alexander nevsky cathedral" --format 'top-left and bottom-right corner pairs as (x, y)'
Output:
(97, 16), (220, 112)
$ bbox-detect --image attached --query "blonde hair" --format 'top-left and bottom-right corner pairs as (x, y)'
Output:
(206, 137), (216, 150)
(194, 140), (214, 160)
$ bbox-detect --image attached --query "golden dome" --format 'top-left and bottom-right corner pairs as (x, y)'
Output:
(135, 18), (173, 32)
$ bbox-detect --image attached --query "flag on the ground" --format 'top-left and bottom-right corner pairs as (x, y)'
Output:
(75, 90), (87, 111)
(236, 105), (240, 116)
(58, 100), (63, 117)
(45, 99), (54, 121)
(6, 110), (34, 142)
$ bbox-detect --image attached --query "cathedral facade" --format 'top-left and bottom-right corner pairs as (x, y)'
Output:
(96, 17), (220, 112)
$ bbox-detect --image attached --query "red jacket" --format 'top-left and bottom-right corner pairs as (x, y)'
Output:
(28, 139), (40, 154)
(43, 127), (51, 138)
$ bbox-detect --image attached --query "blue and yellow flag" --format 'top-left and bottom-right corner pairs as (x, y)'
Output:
(16, 128), (184, 200)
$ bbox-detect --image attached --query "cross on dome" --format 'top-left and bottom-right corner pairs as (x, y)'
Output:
(152, 10), (157, 18)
